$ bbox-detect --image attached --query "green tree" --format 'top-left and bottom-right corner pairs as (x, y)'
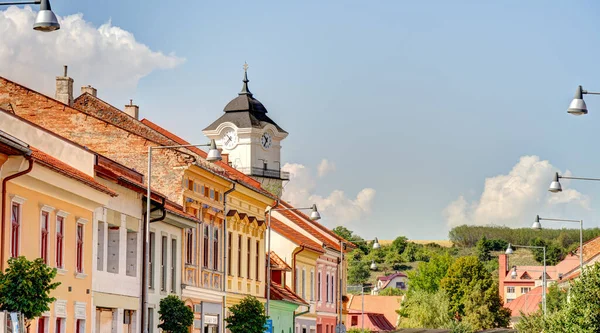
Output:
(391, 236), (408, 254)
(408, 253), (454, 293)
(332, 226), (354, 241)
(158, 295), (194, 333)
(475, 236), (492, 262)
(225, 296), (268, 333)
(546, 283), (568, 313)
(514, 310), (545, 333)
(0, 257), (60, 327)
(398, 290), (451, 329)
(379, 287), (404, 296)
(348, 261), (371, 285)
(440, 256), (492, 317)
(461, 282), (510, 330)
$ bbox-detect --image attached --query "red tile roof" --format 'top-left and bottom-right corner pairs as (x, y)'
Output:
(269, 281), (307, 306)
(347, 295), (402, 329)
(277, 207), (343, 252)
(378, 272), (407, 281)
(505, 286), (543, 317)
(270, 217), (324, 254)
(30, 148), (117, 197)
(269, 251), (292, 271)
(347, 310), (397, 332)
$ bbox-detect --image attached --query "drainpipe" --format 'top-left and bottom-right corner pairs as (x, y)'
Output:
(222, 183), (235, 333)
(141, 195), (165, 333)
(1, 156), (32, 271)
(293, 306), (310, 325)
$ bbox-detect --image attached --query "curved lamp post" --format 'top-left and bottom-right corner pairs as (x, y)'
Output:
(265, 204), (321, 316)
(143, 140), (221, 333)
(548, 172), (600, 193)
(506, 243), (547, 317)
(567, 85), (600, 116)
(533, 215), (583, 271)
(0, 0), (60, 31)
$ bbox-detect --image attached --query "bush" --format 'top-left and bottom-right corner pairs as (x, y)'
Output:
(158, 295), (194, 333)
(225, 296), (268, 333)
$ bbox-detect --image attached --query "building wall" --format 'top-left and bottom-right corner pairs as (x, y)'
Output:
(4, 181), (97, 333)
(270, 301), (298, 333)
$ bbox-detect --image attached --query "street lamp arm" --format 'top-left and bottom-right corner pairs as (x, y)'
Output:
(268, 206), (314, 212)
(512, 244), (545, 250)
(538, 217), (581, 223)
(559, 175), (600, 182)
(0, 1), (40, 5)
(150, 142), (212, 150)
(583, 90), (600, 95)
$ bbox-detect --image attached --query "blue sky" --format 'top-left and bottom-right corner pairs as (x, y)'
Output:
(4, 0), (600, 240)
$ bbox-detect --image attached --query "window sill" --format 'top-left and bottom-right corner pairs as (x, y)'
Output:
(56, 268), (67, 275)
(75, 272), (87, 279)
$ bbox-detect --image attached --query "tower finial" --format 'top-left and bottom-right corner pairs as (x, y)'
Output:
(240, 62), (252, 96)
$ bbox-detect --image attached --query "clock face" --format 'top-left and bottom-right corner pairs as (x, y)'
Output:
(261, 132), (273, 149)
(221, 129), (238, 149)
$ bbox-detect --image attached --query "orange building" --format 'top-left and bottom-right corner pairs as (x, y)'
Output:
(0, 129), (116, 333)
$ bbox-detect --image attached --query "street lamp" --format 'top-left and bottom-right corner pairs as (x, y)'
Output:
(533, 215), (583, 271)
(348, 284), (374, 331)
(143, 140), (221, 333)
(506, 243), (547, 316)
(548, 172), (600, 193)
(567, 85), (600, 115)
(0, 0), (60, 31)
(370, 260), (377, 270)
(265, 204), (321, 316)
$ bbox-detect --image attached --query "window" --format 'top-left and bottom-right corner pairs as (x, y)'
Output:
(215, 190), (220, 202)
(149, 232), (155, 289)
(185, 228), (194, 265)
(325, 273), (329, 302)
(317, 272), (322, 301)
(395, 281), (406, 289)
(213, 229), (219, 270)
(296, 268), (300, 293)
(228, 232), (232, 276)
(507, 287), (515, 293)
(302, 269), (306, 299)
(203, 226), (209, 268)
(351, 316), (358, 326)
(55, 318), (62, 333)
(171, 239), (177, 293)
(56, 216), (64, 268)
(76, 223), (84, 273)
(255, 241), (260, 281)
(247, 238), (251, 279)
(237, 235), (242, 277)
(507, 298), (514, 303)
(210, 189), (215, 200)
(38, 317), (48, 333)
(521, 287), (531, 294)
(75, 319), (84, 333)
(204, 187), (209, 197)
(11, 202), (20, 258)
(310, 270), (314, 301)
(123, 310), (134, 333)
(188, 179), (194, 191)
(40, 211), (49, 263)
(161, 236), (167, 291)
(148, 308), (154, 332)
(331, 275), (335, 304)
(97, 222), (105, 271)
(126, 231), (137, 277)
(107, 226), (120, 273)
(200, 185), (205, 195)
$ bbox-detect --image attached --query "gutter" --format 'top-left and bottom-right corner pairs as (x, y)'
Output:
(1, 156), (33, 271)
(292, 246), (307, 297)
(293, 306), (310, 323)
(222, 183), (236, 328)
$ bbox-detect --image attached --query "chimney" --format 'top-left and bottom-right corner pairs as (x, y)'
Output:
(124, 99), (139, 120)
(81, 85), (97, 97)
(498, 254), (508, 299)
(55, 65), (74, 106)
(221, 153), (229, 165)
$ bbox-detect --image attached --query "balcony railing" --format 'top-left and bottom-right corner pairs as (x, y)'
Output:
(238, 167), (290, 180)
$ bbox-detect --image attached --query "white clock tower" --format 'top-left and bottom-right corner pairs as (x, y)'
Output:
(203, 65), (289, 196)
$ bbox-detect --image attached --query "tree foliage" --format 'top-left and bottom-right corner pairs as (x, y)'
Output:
(398, 290), (452, 329)
(225, 296), (268, 333)
(407, 253), (454, 293)
(0, 257), (60, 324)
(158, 295), (194, 333)
(475, 236), (492, 262)
(529, 237), (565, 266)
(378, 287), (404, 296)
(348, 260), (371, 285)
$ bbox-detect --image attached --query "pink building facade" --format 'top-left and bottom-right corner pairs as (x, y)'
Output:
(316, 253), (339, 333)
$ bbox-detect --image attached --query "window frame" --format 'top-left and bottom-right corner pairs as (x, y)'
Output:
(185, 228), (194, 265)
(76, 223), (84, 273)
(213, 228), (219, 271)
(237, 235), (242, 277)
(40, 210), (50, 263)
(203, 225), (210, 268)
(55, 215), (65, 268)
(10, 202), (21, 258)
(247, 238), (251, 279)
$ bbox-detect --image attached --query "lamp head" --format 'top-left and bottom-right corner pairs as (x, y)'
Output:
(206, 139), (222, 162)
(511, 267), (518, 279)
(33, 0), (60, 32)
(505, 243), (514, 255)
(370, 260), (377, 270)
(567, 85), (588, 116)
(372, 237), (381, 250)
(309, 204), (321, 221)
(549, 172), (562, 193)
(532, 215), (542, 230)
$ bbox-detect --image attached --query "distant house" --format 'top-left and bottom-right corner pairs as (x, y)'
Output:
(346, 295), (403, 330)
(374, 272), (408, 292)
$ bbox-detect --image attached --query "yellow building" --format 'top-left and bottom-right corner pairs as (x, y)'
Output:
(0, 131), (115, 333)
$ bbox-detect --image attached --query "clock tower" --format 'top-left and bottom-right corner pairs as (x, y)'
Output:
(203, 65), (289, 196)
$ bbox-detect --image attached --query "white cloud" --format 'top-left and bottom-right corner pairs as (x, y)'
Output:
(282, 162), (375, 225)
(443, 155), (591, 227)
(0, 6), (184, 102)
(317, 159), (336, 177)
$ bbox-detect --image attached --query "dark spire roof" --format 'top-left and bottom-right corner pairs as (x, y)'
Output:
(223, 66), (268, 113)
